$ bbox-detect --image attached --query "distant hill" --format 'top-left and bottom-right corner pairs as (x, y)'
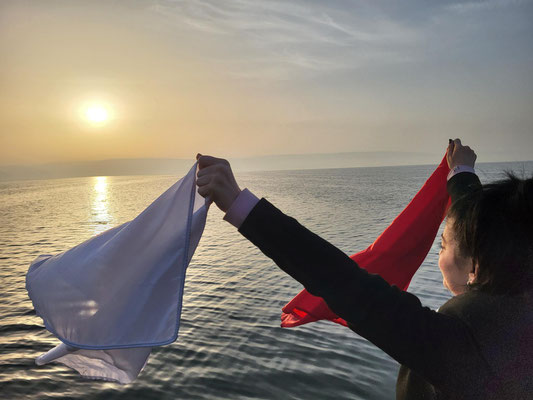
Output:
(0, 151), (529, 181)
(0, 158), (194, 182)
(230, 151), (442, 172)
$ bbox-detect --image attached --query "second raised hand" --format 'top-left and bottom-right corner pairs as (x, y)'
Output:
(447, 138), (477, 169)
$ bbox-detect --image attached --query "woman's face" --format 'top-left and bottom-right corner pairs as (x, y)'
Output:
(438, 219), (474, 295)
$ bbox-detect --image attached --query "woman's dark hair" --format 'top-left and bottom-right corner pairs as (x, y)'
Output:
(448, 172), (533, 295)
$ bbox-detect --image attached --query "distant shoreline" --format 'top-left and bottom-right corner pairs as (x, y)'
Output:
(1, 153), (532, 182)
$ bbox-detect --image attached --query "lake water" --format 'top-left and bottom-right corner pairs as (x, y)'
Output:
(1, 161), (532, 399)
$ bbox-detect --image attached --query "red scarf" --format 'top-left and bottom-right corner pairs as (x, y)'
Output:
(281, 154), (451, 327)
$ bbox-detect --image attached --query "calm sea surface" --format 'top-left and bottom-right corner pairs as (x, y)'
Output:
(1, 161), (532, 399)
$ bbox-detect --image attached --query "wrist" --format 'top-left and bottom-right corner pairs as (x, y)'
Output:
(447, 165), (476, 181)
(223, 189), (260, 228)
(222, 187), (242, 213)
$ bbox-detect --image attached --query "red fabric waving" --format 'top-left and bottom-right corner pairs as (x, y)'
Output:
(281, 154), (451, 328)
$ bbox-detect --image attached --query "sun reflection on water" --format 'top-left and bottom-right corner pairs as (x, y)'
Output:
(91, 176), (112, 234)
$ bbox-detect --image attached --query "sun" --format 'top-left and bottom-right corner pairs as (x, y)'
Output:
(84, 104), (111, 125)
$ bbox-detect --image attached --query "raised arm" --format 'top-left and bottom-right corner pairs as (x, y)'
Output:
(235, 196), (489, 394)
(194, 144), (491, 395)
(446, 138), (481, 202)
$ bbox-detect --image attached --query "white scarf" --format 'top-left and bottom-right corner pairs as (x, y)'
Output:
(26, 163), (208, 383)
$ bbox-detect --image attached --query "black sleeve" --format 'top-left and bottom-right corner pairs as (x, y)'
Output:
(447, 172), (481, 203)
(238, 172), (490, 393)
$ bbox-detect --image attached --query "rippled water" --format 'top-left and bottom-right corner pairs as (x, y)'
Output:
(1, 161), (532, 399)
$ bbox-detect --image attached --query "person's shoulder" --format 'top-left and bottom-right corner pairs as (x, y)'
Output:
(438, 290), (530, 317)
(438, 290), (533, 344)
(438, 290), (490, 321)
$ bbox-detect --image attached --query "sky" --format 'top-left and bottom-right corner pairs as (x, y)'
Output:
(1, 0), (532, 168)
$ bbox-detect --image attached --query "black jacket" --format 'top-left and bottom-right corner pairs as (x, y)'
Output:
(238, 172), (533, 399)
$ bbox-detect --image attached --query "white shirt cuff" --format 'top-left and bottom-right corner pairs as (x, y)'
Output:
(223, 188), (260, 229)
(447, 165), (476, 181)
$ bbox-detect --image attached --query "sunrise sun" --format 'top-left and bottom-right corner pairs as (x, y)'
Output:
(83, 103), (111, 126)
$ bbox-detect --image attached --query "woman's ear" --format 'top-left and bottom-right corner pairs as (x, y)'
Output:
(468, 262), (478, 285)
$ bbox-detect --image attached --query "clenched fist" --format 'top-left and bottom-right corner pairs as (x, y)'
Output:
(195, 154), (241, 213)
(447, 139), (477, 170)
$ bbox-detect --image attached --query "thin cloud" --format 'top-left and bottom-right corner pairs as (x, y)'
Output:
(149, 0), (421, 79)
(447, 0), (529, 13)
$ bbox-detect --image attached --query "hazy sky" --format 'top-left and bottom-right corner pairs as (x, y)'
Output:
(1, 0), (532, 166)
